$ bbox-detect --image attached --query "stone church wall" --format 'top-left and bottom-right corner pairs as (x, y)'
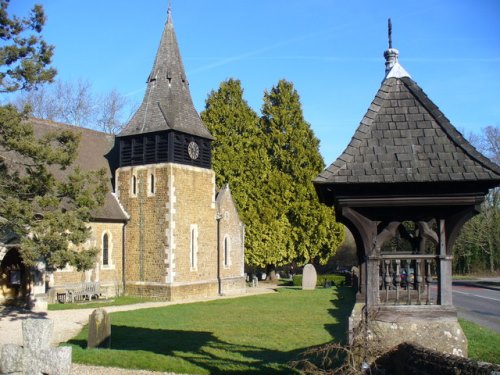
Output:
(116, 165), (169, 287)
(117, 163), (221, 300)
(51, 221), (124, 300)
(217, 186), (246, 295)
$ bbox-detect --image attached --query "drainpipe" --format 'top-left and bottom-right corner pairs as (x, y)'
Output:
(122, 222), (127, 296)
(216, 212), (222, 296)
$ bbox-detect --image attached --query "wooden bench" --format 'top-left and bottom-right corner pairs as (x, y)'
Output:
(67, 282), (101, 303)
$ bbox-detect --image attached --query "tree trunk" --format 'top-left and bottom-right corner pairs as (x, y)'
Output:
(266, 264), (277, 281)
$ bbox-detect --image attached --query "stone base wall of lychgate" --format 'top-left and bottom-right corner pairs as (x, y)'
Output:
(348, 303), (468, 360)
(373, 342), (500, 375)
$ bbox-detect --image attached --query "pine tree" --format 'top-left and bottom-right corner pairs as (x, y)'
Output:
(261, 79), (344, 270)
(0, 1), (107, 271)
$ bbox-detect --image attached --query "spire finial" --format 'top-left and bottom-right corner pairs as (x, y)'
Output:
(388, 18), (392, 49)
(167, 1), (172, 24)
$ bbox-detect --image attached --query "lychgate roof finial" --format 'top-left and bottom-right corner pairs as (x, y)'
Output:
(388, 18), (392, 49)
(383, 18), (410, 79)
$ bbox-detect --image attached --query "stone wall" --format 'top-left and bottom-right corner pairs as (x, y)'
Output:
(116, 165), (169, 285)
(216, 185), (246, 295)
(349, 303), (468, 359)
(373, 342), (500, 375)
(117, 163), (220, 300)
(50, 221), (124, 300)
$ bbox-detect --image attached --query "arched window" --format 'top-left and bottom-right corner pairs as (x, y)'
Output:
(190, 225), (198, 270)
(132, 175), (137, 196)
(102, 233), (109, 266)
(224, 236), (230, 267)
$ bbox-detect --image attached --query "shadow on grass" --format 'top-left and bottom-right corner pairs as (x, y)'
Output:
(324, 286), (356, 344)
(67, 287), (356, 374)
(68, 325), (302, 374)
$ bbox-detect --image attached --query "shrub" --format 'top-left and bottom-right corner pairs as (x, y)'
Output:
(292, 274), (345, 287)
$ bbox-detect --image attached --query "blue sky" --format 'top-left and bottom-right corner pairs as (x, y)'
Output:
(7, 1), (500, 165)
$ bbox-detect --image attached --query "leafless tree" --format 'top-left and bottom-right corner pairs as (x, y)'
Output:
(15, 78), (132, 134)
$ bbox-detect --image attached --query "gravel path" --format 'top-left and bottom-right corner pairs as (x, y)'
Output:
(0, 286), (276, 374)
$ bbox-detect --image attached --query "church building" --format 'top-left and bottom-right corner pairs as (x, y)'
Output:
(0, 7), (246, 304)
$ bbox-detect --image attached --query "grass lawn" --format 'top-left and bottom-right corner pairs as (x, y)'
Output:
(460, 319), (500, 364)
(49, 296), (154, 311)
(66, 286), (355, 374)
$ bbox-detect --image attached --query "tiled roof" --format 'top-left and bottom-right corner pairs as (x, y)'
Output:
(119, 9), (213, 140)
(315, 76), (500, 185)
(26, 119), (128, 221)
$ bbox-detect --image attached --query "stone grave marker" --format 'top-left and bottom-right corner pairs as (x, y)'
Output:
(302, 264), (317, 290)
(0, 318), (71, 375)
(87, 308), (111, 349)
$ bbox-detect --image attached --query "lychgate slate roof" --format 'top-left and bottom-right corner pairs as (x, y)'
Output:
(315, 70), (500, 185)
(119, 8), (213, 140)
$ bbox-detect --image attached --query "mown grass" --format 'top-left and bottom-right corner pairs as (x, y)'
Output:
(65, 286), (356, 374)
(460, 319), (500, 364)
(48, 296), (155, 311)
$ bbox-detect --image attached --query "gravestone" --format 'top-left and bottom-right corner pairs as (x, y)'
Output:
(0, 319), (72, 375)
(87, 308), (111, 349)
(302, 264), (317, 290)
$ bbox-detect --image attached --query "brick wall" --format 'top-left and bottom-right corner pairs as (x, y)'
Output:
(373, 342), (500, 375)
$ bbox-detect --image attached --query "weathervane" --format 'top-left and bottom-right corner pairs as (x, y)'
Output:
(388, 18), (392, 49)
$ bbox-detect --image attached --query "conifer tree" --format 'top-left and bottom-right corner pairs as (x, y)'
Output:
(0, 1), (107, 271)
(202, 78), (344, 275)
(261, 79), (344, 271)
(201, 79), (292, 270)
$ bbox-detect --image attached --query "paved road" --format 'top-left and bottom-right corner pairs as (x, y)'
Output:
(451, 280), (500, 334)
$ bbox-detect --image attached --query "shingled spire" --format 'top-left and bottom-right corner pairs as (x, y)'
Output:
(119, 6), (212, 139)
(117, 6), (212, 169)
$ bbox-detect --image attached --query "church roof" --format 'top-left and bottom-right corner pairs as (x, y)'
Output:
(29, 119), (128, 222)
(315, 53), (500, 186)
(119, 8), (213, 140)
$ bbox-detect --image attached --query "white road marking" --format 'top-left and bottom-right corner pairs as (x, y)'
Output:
(453, 289), (500, 302)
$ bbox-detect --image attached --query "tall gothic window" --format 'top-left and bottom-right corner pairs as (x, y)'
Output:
(132, 175), (137, 196)
(150, 173), (155, 194)
(190, 225), (198, 270)
(102, 233), (109, 266)
(224, 236), (230, 267)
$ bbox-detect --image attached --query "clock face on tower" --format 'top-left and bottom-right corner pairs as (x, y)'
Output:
(187, 141), (200, 160)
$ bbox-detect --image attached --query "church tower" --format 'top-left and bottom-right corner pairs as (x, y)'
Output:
(115, 7), (218, 300)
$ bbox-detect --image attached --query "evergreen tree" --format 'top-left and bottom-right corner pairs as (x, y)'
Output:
(201, 79), (291, 270)
(0, 1), (107, 271)
(261, 79), (344, 271)
(202, 78), (344, 275)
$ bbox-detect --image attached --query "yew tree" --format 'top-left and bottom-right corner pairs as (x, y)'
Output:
(260, 79), (344, 271)
(202, 78), (344, 275)
(0, 0), (107, 271)
(201, 79), (291, 269)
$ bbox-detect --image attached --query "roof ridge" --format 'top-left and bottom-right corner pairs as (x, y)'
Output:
(400, 77), (500, 176)
(29, 117), (114, 139)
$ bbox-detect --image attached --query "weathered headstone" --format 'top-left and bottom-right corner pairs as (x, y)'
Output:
(87, 308), (111, 349)
(302, 264), (317, 290)
(0, 318), (72, 375)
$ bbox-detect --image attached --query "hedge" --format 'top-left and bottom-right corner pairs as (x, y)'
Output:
(292, 274), (346, 287)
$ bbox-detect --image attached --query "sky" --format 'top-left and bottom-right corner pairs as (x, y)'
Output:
(6, 0), (500, 165)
